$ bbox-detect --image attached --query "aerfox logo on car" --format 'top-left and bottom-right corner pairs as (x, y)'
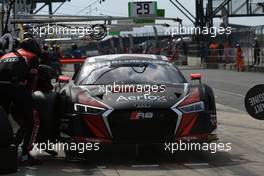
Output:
(116, 94), (167, 103)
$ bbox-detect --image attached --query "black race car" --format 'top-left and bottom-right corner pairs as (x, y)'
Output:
(55, 54), (217, 145)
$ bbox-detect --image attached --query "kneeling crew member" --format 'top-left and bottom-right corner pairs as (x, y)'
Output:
(0, 38), (42, 166)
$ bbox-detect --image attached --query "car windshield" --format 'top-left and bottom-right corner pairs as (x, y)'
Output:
(76, 60), (187, 85)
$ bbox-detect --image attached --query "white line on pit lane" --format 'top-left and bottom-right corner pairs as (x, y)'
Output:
(131, 164), (160, 168)
(184, 163), (209, 166)
(213, 88), (245, 98)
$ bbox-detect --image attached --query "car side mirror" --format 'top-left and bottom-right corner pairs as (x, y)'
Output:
(58, 75), (70, 83)
(190, 73), (202, 84)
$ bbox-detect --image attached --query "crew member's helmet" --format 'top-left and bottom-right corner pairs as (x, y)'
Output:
(38, 64), (54, 81)
(20, 38), (42, 57)
(42, 43), (49, 51)
(23, 32), (34, 39)
(72, 43), (78, 50)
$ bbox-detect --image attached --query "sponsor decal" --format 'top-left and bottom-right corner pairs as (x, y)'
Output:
(116, 94), (167, 103)
(110, 59), (170, 65)
(131, 111), (154, 120)
(0, 57), (19, 63)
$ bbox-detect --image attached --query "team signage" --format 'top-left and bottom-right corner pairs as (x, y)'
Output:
(128, 1), (158, 17)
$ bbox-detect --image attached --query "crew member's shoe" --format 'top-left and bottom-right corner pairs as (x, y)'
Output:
(19, 154), (42, 166)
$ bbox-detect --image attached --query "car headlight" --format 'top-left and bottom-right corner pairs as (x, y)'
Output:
(74, 103), (106, 115)
(179, 101), (205, 113)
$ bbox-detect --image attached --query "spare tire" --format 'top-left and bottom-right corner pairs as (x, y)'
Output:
(0, 106), (13, 148)
(33, 91), (60, 143)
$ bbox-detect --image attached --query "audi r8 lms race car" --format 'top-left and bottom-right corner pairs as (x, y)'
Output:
(56, 54), (217, 146)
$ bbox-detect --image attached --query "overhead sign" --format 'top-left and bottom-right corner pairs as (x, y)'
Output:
(128, 1), (158, 17)
(29, 0), (69, 3)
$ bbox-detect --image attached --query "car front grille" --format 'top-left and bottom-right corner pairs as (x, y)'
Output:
(107, 109), (177, 143)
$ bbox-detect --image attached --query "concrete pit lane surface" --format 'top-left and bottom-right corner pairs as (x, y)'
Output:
(8, 69), (264, 176)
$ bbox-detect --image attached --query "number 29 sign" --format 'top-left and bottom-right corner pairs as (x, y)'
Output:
(128, 1), (158, 17)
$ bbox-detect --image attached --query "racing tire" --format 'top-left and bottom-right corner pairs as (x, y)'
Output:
(0, 106), (17, 174)
(33, 91), (60, 144)
(0, 106), (13, 148)
(201, 84), (216, 111)
(199, 84), (217, 136)
(0, 145), (18, 174)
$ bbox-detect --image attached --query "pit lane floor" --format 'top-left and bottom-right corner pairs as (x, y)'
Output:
(8, 69), (264, 176)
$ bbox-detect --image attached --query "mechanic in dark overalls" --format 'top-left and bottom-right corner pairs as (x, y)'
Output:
(71, 43), (82, 73)
(0, 38), (41, 166)
(40, 43), (52, 66)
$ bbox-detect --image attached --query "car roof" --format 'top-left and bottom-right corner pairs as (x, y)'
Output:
(86, 54), (169, 63)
